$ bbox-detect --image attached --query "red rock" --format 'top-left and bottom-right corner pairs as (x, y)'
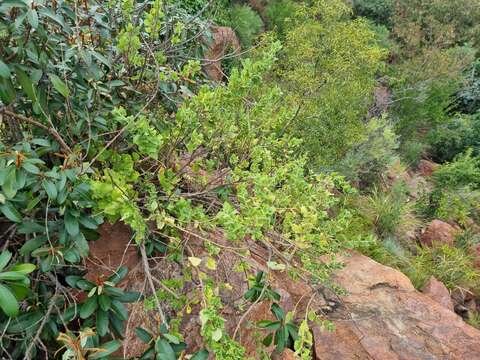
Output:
(313, 252), (480, 360)
(204, 27), (240, 81)
(421, 276), (454, 311)
(417, 159), (439, 177)
(420, 219), (459, 247)
(474, 243), (480, 269)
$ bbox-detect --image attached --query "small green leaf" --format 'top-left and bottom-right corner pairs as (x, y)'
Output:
(0, 202), (22, 223)
(188, 256), (202, 267)
(211, 328), (222, 342)
(262, 332), (274, 347)
(48, 73), (69, 97)
(0, 284), (19, 317)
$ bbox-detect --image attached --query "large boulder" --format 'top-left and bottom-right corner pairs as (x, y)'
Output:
(314, 252), (480, 360)
(421, 276), (454, 311)
(420, 219), (459, 247)
(204, 27), (240, 81)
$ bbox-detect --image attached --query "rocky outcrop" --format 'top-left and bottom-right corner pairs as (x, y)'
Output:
(314, 252), (480, 360)
(420, 219), (460, 247)
(417, 159), (439, 177)
(85, 224), (480, 359)
(421, 276), (454, 311)
(204, 27), (240, 81)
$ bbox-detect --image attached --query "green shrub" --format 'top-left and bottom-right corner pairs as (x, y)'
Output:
(432, 149), (480, 189)
(400, 139), (427, 167)
(406, 245), (480, 292)
(453, 59), (480, 114)
(358, 182), (420, 240)
(265, 0), (297, 35)
(227, 5), (263, 48)
(427, 113), (480, 163)
(277, 0), (385, 166)
(336, 116), (398, 186)
(435, 187), (480, 225)
(352, 0), (394, 27)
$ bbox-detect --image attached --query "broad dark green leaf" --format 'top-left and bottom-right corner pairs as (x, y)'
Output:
(64, 211), (79, 236)
(18, 221), (45, 234)
(154, 338), (176, 360)
(191, 349), (209, 360)
(22, 161), (40, 174)
(9, 263), (35, 274)
(78, 215), (99, 229)
(135, 327), (152, 344)
(98, 294), (111, 311)
(42, 179), (57, 199)
(271, 303), (285, 320)
(116, 291), (141, 303)
(65, 275), (82, 288)
(6, 311), (42, 334)
(0, 77), (16, 104)
(0, 202), (22, 223)
(3, 167), (17, 199)
(0, 272), (27, 281)
(0, 59), (10, 78)
(89, 340), (121, 359)
(107, 266), (128, 284)
(0, 284), (19, 317)
(48, 73), (69, 97)
(26, 9), (38, 29)
(80, 296), (98, 319)
(111, 300), (128, 321)
(20, 236), (47, 255)
(96, 309), (109, 337)
(76, 279), (95, 291)
(0, 251), (12, 272)
(15, 67), (36, 102)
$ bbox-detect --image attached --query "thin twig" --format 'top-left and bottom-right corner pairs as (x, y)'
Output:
(1, 110), (72, 154)
(139, 243), (168, 328)
(232, 247), (272, 340)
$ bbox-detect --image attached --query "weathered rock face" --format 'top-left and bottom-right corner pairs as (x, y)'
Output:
(204, 27), (240, 81)
(86, 224), (480, 359)
(420, 219), (459, 247)
(417, 159), (439, 177)
(314, 252), (480, 360)
(421, 276), (454, 311)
